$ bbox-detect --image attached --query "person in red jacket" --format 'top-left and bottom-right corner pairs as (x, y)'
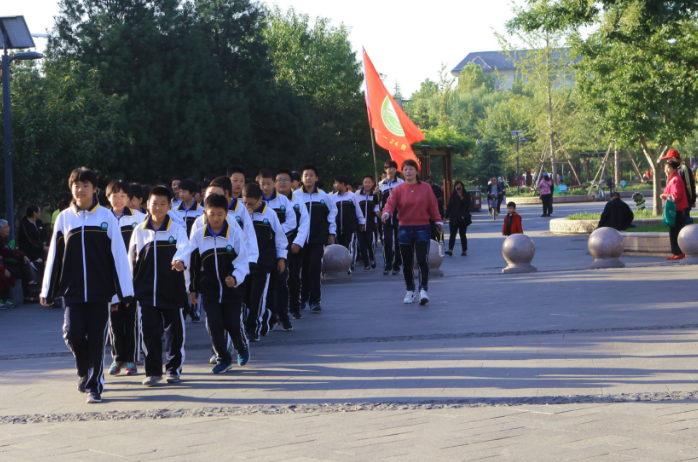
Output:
(502, 202), (523, 236)
(382, 159), (443, 306)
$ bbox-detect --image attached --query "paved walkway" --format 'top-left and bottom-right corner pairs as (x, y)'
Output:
(2, 202), (698, 461)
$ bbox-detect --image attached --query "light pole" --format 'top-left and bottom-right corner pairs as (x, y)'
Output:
(510, 131), (526, 195)
(1, 16), (42, 240)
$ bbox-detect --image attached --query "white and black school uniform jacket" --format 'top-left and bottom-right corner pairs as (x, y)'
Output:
(355, 188), (380, 232)
(129, 215), (191, 309)
(174, 201), (204, 236)
(41, 201), (134, 305)
(332, 191), (365, 235)
(248, 203), (288, 272)
(262, 189), (297, 247)
(284, 191), (310, 248)
(379, 178), (404, 225)
(166, 210), (185, 228)
(112, 207), (147, 249)
(191, 204), (259, 264)
(186, 219), (250, 303)
(294, 185), (337, 245)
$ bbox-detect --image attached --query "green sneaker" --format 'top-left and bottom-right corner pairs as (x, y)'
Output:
(0, 300), (7, 310)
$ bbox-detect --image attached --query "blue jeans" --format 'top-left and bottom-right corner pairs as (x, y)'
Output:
(397, 225), (431, 291)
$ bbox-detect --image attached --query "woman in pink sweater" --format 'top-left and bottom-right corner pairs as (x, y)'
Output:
(382, 159), (443, 305)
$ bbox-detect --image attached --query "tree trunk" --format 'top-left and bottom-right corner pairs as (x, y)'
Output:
(550, 133), (559, 186)
(638, 136), (665, 216)
(614, 148), (621, 186)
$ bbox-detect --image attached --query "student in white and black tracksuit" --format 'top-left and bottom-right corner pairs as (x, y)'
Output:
(331, 175), (365, 273)
(242, 183), (288, 340)
(275, 168), (310, 320)
(187, 194), (251, 373)
(130, 187), (191, 385)
(355, 177), (380, 271)
(295, 165), (337, 312)
(259, 170), (297, 330)
(379, 160), (404, 275)
(106, 181), (147, 376)
(41, 168), (134, 403)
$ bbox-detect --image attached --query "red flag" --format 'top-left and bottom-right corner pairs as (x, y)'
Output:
(363, 49), (424, 170)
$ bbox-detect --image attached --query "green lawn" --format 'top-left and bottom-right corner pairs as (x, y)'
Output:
(624, 224), (668, 233)
(566, 209), (660, 220)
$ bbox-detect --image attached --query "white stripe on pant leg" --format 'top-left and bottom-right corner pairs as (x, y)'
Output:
(256, 274), (271, 335)
(371, 232), (376, 259)
(425, 240), (430, 288)
(176, 309), (186, 376)
(138, 303), (147, 358)
(98, 304), (110, 394)
(239, 308), (248, 345)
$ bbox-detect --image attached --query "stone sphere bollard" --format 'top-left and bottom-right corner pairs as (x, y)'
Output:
(501, 234), (537, 273)
(412, 239), (445, 278)
(588, 227), (625, 269)
(322, 244), (352, 280)
(678, 224), (698, 264)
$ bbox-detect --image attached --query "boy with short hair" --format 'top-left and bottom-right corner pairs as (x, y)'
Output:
(106, 180), (146, 377)
(242, 183), (288, 340)
(171, 177), (182, 209)
(502, 202), (523, 236)
(332, 175), (365, 274)
(129, 183), (146, 214)
(275, 169), (309, 320)
(227, 165), (246, 203)
(291, 171), (302, 191)
(355, 175), (380, 271)
(41, 167), (134, 403)
(174, 178), (204, 236)
(188, 193), (251, 373)
(130, 186), (191, 386)
(295, 165), (337, 313)
(379, 160), (404, 275)
(258, 169), (297, 331)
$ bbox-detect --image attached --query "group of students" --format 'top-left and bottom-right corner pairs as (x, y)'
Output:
(39, 164), (339, 403)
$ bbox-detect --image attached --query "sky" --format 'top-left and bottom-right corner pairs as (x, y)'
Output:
(8, 0), (521, 97)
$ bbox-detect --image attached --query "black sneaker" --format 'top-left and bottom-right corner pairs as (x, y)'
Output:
(290, 311), (302, 320)
(310, 303), (322, 313)
(282, 321), (293, 331)
(383, 267), (390, 275)
(364, 265), (371, 271)
(260, 309), (271, 336)
(392, 269), (400, 275)
(445, 250), (453, 257)
(191, 313), (201, 323)
(248, 334), (260, 342)
(300, 301), (307, 311)
(86, 392), (102, 403)
(371, 259), (377, 269)
(77, 376), (87, 393)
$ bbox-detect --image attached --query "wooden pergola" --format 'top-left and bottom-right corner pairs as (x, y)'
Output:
(416, 145), (454, 202)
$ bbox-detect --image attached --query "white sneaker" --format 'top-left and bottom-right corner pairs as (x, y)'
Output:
(403, 291), (416, 304)
(419, 289), (429, 305)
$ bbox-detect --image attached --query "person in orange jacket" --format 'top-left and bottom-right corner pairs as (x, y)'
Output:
(502, 202), (523, 236)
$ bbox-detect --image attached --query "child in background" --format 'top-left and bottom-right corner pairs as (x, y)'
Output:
(174, 179), (204, 236)
(502, 202), (523, 236)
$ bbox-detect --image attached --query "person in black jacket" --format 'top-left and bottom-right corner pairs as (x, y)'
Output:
(444, 181), (471, 256)
(18, 205), (48, 263)
(598, 192), (634, 231)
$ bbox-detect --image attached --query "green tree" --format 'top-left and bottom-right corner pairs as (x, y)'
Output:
(473, 140), (504, 186)
(0, 60), (123, 220)
(263, 6), (371, 178)
(457, 63), (485, 91)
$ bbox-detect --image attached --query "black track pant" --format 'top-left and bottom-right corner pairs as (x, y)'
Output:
(271, 267), (291, 324)
(670, 210), (685, 255)
(63, 302), (110, 394)
(141, 306), (185, 377)
(288, 251), (303, 314)
(5, 262), (32, 298)
(245, 271), (272, 336)
(110, 301), (139, 363)
(448, 223), (468, 252)
(541, 194), (553, 216)
(356, 230), (376, 267)
(301, 243), (325, 305)
(336, 232), (356, 270)
(399, 241), (430, 292)
(382, 222), (402, 271)
(202, 295), (246, 364)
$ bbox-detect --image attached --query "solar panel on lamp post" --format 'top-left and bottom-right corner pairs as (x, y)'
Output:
(1, 16), (43, 240)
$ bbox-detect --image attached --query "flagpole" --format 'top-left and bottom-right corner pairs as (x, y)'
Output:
(369, 126), (379, 185)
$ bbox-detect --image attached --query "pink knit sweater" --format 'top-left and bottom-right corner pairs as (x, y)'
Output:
(382, 182), (443, 226)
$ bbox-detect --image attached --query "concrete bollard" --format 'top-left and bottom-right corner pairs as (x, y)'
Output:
(588, 227), (625, 269)
(322, 244), (352, 280)
(501, 234), (537, 274)
(412, 239), (445, 277)
(678, 224), (698, 264)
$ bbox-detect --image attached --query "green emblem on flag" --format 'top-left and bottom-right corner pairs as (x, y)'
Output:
(381, 96), (405, 136)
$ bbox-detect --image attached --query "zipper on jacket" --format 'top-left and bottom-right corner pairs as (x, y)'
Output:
(152, 230), (157, 307)
(81, 211), (88, 302)
(213, 237), (223, 303)
(306, 191), (313, 244)
(340, 196), (343, 234)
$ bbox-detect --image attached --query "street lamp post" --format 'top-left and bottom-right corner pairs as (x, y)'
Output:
(510, 131), (526, 195)
(0, 16), (42, 240)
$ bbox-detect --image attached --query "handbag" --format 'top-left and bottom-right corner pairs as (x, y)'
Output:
(663, 198), (677, 228)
